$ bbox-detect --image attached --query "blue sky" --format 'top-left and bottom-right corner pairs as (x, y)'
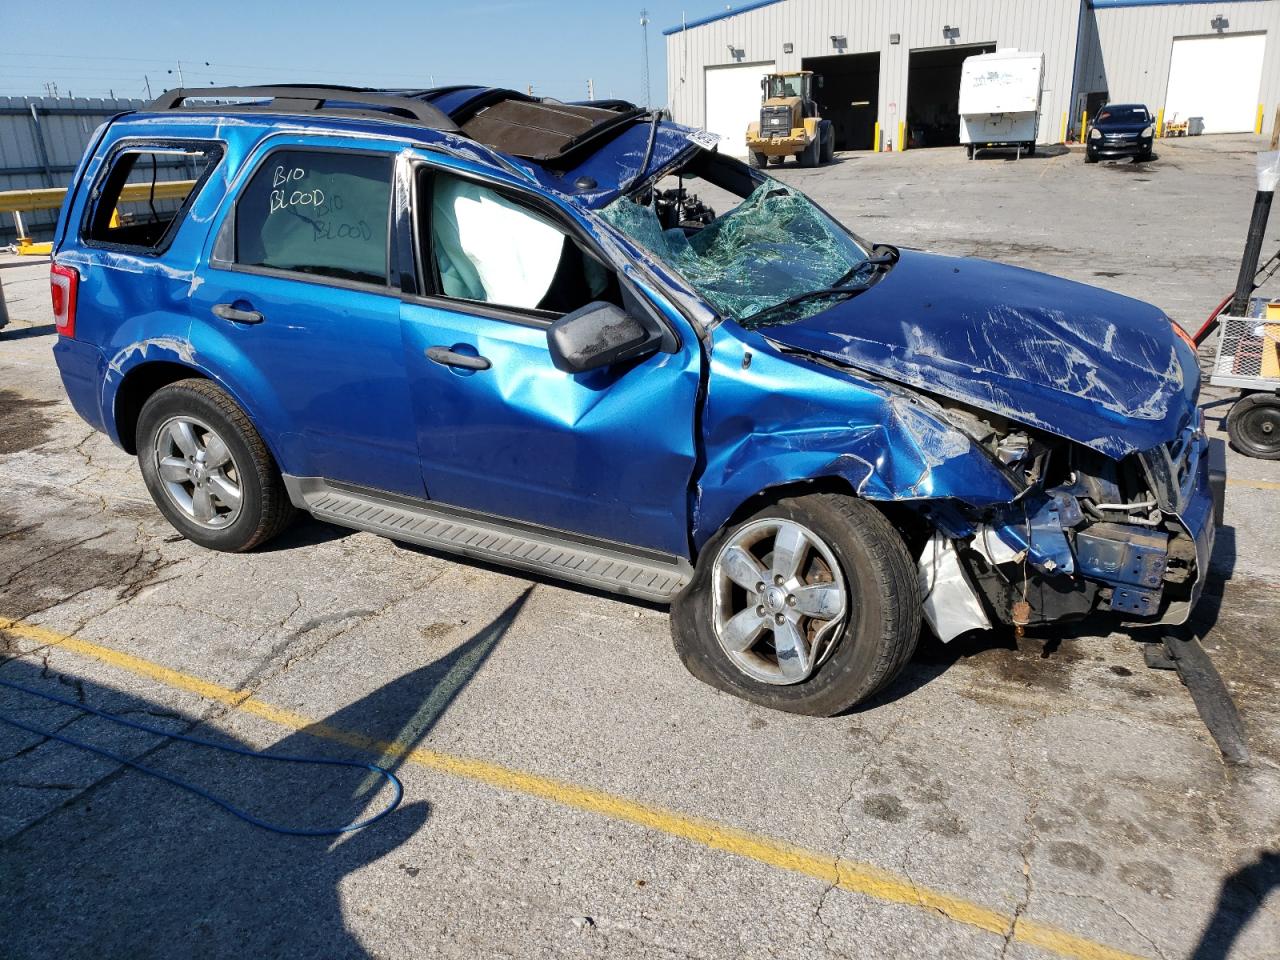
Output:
(0, 0), (719, 105)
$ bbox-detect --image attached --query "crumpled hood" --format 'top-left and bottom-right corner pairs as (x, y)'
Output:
(762, 249), (1198, 459)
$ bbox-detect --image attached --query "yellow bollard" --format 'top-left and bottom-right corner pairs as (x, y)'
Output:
(1258, 103), (1265, 135)
(873, 121), (880, 153)
(1156, 107), (1164, 138)
(898, 119), (905, 151)
(1079, 110), (1088, 145)
(1059, 111), (1067, 143)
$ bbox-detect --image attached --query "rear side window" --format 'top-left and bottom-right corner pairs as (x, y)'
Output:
(83, 144), (220, 252)
(234, 150), (393, 286)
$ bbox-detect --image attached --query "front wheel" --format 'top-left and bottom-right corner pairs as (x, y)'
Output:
(1226, 392), (1280, 460)
(749, 151), (768, 169)
(798, 137), (821, 168)
(671, 494), (921, 716)
(136, 379), (295, 551)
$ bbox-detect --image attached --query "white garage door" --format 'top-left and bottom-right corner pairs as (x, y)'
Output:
(1164, 33), (1266, 134)
(705, 61), (775, 157)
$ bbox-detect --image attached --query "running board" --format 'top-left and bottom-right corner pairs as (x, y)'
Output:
(283, 476), (692, 603)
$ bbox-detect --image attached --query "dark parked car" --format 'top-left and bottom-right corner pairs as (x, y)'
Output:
(1086, 103), (1155, 162)
(49, 85), (1222, 716)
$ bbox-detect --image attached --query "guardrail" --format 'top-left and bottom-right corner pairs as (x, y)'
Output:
(0, 180), (195, 328)
(0, 180), (197, 256)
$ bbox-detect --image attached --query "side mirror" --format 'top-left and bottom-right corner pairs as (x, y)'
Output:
(546, 301), (660, 373)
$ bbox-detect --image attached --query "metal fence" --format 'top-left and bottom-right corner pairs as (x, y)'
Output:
(0, 96), (144, 242)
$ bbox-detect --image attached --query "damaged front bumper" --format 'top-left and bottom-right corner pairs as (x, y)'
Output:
(919, 426), (1226, 642)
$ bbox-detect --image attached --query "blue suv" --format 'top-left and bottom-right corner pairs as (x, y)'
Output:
(50, 86), (1224, 715)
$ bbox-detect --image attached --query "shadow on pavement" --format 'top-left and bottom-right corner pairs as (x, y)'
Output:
(0, 587), (531, 958)
(1190, 850), (1280, 960)
(0, 324), (57, 341)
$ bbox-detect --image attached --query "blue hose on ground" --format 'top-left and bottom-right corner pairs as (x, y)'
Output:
(0, 676), (403, 836)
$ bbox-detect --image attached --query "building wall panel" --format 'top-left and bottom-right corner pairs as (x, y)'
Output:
(1078, 1), (1280, 135)
(0, 96), (143, 241)
(665, 0), (1083, 147)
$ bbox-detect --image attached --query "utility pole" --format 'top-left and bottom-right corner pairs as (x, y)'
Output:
(167, 61), (208, 90)
(586, 78), (594, 101)
(639, 9), (651, 109)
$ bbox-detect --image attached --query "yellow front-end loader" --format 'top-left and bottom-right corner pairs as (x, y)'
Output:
(745, 71), (834, 168)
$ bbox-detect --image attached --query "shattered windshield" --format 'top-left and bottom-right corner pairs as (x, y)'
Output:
(600, 164), (871, 328)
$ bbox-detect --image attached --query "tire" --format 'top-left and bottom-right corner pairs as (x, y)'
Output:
(798, 137), (821, 168)
(136, 378), (295, 551)
(670, 493), (921, 716)
(820, 123), (835, 163)
(1226, 393), (1280, 460)
(1084, 151), (1098, 164)
(749, 151), (769, 169)
(1025, 141), (1037, 157)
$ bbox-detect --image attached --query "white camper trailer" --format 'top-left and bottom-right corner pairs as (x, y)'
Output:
(959, 49), (1044, 159)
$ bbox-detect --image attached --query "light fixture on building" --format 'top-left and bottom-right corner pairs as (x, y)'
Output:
(943, 24), (960, 42)
(889, 33), (900, 45)
(830, 34), (847, 51)
(783, 42), (794, 54)
(1211, 14), (1229, 32)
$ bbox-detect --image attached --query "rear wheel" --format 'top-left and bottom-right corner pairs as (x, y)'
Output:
(1226, 393), (1280, 460)
(671, 493), (921, 716)
(749, 151), (769, 169)
(1025, 141), (1037, 157)
(136, 379), (295, 551)
(820, 123), (835, 163)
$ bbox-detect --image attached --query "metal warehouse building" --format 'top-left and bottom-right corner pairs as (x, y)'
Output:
(664, 0), (1280, 155)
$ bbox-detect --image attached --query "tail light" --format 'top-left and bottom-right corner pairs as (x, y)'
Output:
(50, 262), (79, 338)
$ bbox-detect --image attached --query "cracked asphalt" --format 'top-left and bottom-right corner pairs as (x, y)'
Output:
(1, 135), (1278, 959)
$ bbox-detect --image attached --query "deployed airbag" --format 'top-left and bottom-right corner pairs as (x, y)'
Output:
(433, 175), (565, 308)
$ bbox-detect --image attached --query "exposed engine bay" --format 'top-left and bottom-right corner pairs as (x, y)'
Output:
(913, 391), (1222, 641)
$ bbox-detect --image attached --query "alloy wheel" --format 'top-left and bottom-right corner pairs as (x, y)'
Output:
(711, 518), (848, 685)
(153, 416), (244, 529)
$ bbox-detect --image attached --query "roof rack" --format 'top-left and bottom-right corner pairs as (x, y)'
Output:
(147, 84), (657, 170)
(149, 85), (461, 133)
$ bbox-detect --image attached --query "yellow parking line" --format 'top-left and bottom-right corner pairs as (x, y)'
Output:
(0, 616), (1146, 960)
(1227, 477), (1280, 491)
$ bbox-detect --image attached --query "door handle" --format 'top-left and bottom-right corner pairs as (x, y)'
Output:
(212, 303), (264, 325)
(426, 346), (491, 371)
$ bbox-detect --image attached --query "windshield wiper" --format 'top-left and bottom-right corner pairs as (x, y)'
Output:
(742, 285), (866, 327)
(742, 251), (896, 327)
(830, 250), (896, 288)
